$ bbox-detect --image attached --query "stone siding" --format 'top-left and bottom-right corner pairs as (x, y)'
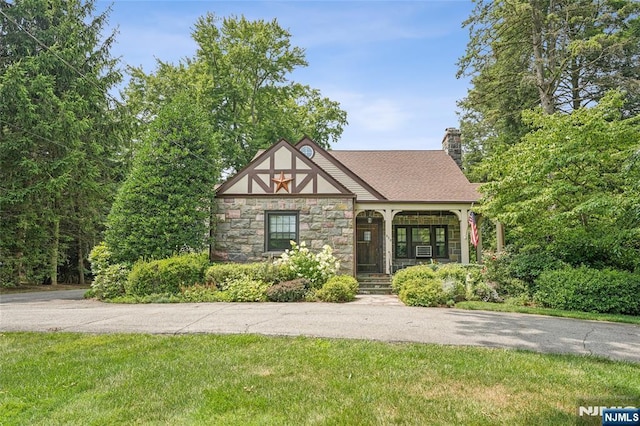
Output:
(214, 196), (354, 274)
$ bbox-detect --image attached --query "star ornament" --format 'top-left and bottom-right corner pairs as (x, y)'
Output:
(272, 171), (294, 193)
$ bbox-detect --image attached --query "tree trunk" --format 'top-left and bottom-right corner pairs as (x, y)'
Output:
(530, 1), (556, 115)
(16, 223), (27, 285)
(78, 242), (85, 285)
(50, 217), (59, 286)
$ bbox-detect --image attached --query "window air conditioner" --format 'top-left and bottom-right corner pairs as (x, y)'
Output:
(415, 245), (432, 258)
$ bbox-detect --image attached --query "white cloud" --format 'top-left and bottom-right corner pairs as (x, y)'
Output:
(324, 88), (463, 150)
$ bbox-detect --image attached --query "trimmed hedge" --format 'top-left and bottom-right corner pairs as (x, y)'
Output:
(394, 264), (486, 306)
(392, 265), (436, 294)
(398, 278), (446, 307)
(126, 253), (209, 296)
(316, 275), (359, 303)
(205, 262), (283, 289)
(534, 266), (640, 315)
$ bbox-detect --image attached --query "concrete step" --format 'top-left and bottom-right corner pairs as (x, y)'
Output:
(357, 274), (393, 295)
(358, 287), (393, 295)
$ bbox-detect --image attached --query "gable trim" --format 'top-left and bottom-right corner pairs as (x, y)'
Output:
(216, 138), (354, 196)
(295, 137), (387, 201)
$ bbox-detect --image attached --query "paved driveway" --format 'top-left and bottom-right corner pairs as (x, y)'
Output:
(1, 290), (639, 363)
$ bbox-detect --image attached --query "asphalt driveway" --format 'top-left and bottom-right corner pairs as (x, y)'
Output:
(1, 290), (638, 363)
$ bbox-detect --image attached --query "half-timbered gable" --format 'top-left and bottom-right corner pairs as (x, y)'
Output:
(216, 139), (351, 196)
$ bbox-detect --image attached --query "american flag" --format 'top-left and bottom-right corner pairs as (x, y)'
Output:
(468, 211), (479, 247)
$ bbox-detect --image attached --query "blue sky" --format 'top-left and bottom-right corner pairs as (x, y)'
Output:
(98, 1), (474, 150)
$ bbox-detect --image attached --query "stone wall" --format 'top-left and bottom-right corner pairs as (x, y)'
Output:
(213, 196), (354, 274)
(392, 212), (461, 269)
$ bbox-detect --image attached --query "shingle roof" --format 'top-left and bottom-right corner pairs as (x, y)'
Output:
(328, 150), (481, 203)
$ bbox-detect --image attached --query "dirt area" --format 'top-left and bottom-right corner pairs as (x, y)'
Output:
(0, 284), (91, 294)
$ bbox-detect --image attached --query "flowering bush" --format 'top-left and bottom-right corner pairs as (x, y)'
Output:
(316, 275), (359, 303)
(275, 241), (340, 289)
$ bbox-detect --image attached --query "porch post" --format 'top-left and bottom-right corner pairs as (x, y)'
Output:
(460, 208), (470, 264)
(383, 209), (393, 275)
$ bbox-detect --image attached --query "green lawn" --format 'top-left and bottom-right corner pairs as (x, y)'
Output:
(1, 333), (638, 425)
(455, 301), (640, 325)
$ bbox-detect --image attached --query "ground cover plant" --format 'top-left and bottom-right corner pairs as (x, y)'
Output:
(1, 332), (638, 425)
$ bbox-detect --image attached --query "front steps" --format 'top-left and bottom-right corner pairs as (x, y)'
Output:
(357, 274), (393, 295)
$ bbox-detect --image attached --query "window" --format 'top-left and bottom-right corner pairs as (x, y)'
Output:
(435, 227), (447, 257)
(396, 228), (408, 258)
(394, 225), (448, 258)
(266, 211), (298, 251)
(300, 145), (315, 159)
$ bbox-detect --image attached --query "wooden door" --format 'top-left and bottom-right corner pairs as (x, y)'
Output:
(356, 219), (382, 273)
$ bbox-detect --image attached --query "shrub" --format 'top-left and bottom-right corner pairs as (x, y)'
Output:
(205, 262), (283, 290)
(90, 263), (130, 300)
(507, 250), (566, 288)
(126, 252), (209, 296)
(483, 248), (567, 297)
(392, 265), (436, 294)
(316, 275), (359, 303)
(224, 278), (269, 302)
(88, 242), (113, 275)
(434, 263), (468, 283)
(88, 242), (130, 300)
(398, 278), (447, 307)
(441, 277), (466, 303)
(275, 242), (340, 289)
(535, 266), (640, 315)
(180, 283), (222, 303)
(435, 264), (480, 303)
(467, 281), (502, 303)
(266, 279), (308, 302)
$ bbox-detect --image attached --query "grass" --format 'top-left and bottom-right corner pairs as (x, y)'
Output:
(1, 333), (638, 425)
(456, 301), (640, 325)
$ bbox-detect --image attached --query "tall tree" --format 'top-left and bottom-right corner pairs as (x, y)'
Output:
(125, 13), (347, 172)
(105, 94), (220, 264)
(0, 0), (128, 285)
(480, 91), (640, 270)
(457, 0), (640, 180)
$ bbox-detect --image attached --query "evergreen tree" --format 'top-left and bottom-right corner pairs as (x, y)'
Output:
(0, 0), (128, 285)
(105, 94), (220, 264)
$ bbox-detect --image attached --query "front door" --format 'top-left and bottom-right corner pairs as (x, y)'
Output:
(356, 219), (382, 273)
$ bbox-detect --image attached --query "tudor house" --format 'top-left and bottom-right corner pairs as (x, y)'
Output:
(212, 128), (482, 277)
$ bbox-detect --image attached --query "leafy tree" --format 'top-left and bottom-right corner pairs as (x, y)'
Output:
(457, 0), (640, 180)
(480, 91), (640, 271)
(124, 13), (347, 172)
(105, 94), (220, 264)
(0, 0), (128, 285)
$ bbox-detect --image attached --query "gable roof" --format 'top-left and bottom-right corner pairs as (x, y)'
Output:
(216, 139), (352, 196)
(328, 150), (481, 203)
(295, 137), (386, 201)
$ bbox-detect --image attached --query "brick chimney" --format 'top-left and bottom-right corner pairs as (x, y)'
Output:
(442, 128), (462, 169)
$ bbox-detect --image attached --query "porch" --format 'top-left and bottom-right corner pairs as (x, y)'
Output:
(355, 205), (482, 275)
